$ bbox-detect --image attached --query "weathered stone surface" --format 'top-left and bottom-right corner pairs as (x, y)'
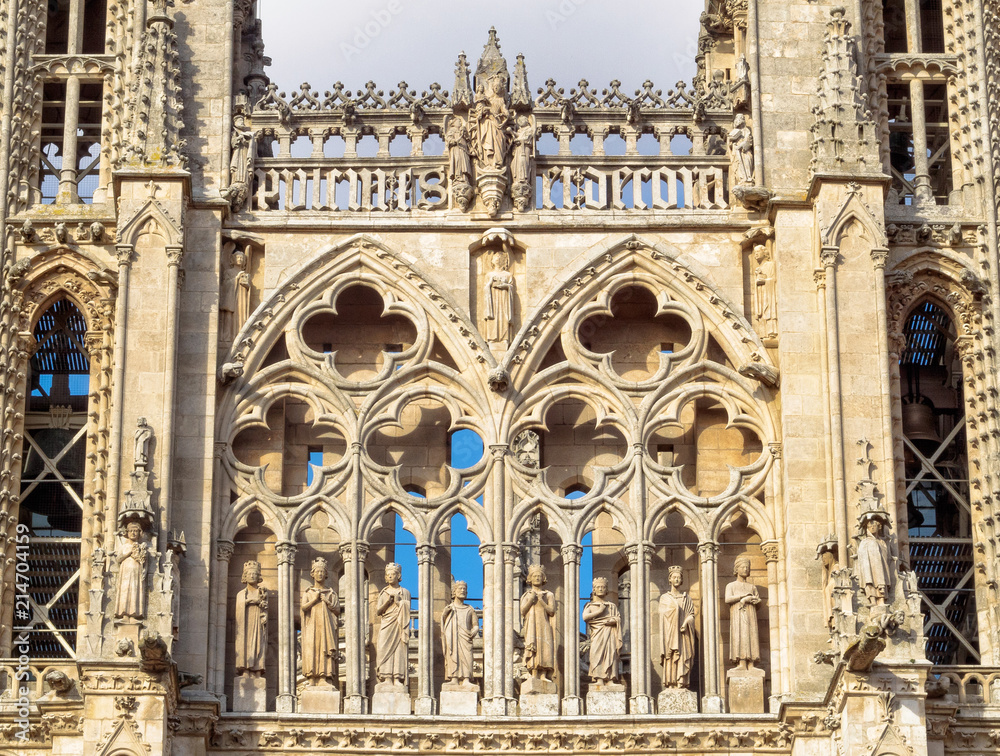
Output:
(518, 693), (560, 717)
(439, 686), (479, 716)
(372, 684), (411, 715)
(586, 688), (626, 715)
(232, 674), (266, 712)
(658, 688), (698, 714)
(298, 684), (341, 714)
(727, 667), (766, 714)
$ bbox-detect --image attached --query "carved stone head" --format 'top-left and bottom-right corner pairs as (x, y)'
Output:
(242, 559), (262, 585)
(385, 561), (402, 584)
(451, 580), (468, 600)
(310, 557), (329, 583)
(733, 555), (751, 578)
(592, 577), (609, 597)
(526, 563), (546, 586)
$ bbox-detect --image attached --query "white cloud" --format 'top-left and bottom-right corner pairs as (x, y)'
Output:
(259, 0), (704, 97)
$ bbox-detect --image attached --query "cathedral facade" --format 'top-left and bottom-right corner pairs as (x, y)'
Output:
(1, 0), (999, 755)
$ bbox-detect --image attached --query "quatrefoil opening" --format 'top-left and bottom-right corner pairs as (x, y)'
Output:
(300, 284), (417, 382)
(577, 285), (695, 382)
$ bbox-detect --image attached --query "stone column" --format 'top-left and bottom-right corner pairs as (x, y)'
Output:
(56, 76), (81, 203)
(415, 543), (436, 714)
(479, 543), (496, 700)
(210, 538), (234, 705)
(502, 544), (519, 704)
(698, 540), (723, 713)
(340, 540), (369, 714)
(560, 543), (583, 715)
(275, 540), (297, 712)
(158, 245), (184, 539)
(762, 541), (780, 710)
(106, 245), (134, 524)
(625, 542), (653, 713)
(821, 245), (849, 562)
(767, 443), (792, 696)
(907, 79), (933, 203)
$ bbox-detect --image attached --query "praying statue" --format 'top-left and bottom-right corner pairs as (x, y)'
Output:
(725, 555), (761, 670)
(375, 562), (411, 686)
(483, 250), (514, 343)
(855, 514), (892, 607)
(114, 522), (147, 620)
(658, 565), (696, 688)
(235, 560), (268, 676)
(519, 563), (556, 683)
(300, 557), (340, 686)
(582, 577), (622, 685)
(441, 580), (478, 686)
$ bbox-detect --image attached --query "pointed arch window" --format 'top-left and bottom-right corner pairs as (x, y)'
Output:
(13, 299), (91, 658)
(901, 301), (979, 664)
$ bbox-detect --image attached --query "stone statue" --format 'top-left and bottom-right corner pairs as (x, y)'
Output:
(752, 244), (778, 338)
(446, 116), (474, 211)
(375, 562), (411, 685)
(133, 417), (153, 470)
(582, 577), (622, 685)
(441, 580), (478, 686)
(223, 107), (255, 212)
(519, 563), (556, 684)
(114, 522), (148, 620)
(856, 515), (892, 607)
(483, 250), (514, 343)
(470, 77), (511, 169)
(817, 539), (838, 630)
(220, 245), (251, 341)
(300, 557), (340, 685)
(234, 560), (268, 676)
(725, 555), (761, 670)
(510, 115), (535, 211)
(728, 113), (754, 185)
(658, 565), (696, 688)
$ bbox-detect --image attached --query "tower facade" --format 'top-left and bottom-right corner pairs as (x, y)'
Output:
(1, 1), (999, 755)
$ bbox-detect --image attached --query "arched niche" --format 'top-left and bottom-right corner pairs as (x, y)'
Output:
(225, 510), (278, 710)
(579, 510), (628, 691)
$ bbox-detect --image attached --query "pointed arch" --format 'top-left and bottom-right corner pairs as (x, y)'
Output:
(820, 186), (888, 249)
(710, 495), (775, 543)
(12, 246), (117, 331)
(425, 496), (494, 545)
(645, 497), (711, 542)
(116, 195), (183, 248)
(287, 497), (352, 543)
(358, 497), (428, 545)
(571, 495), (638, 544)
(507, 497), (574, 544)
(220, 496), (286, 542)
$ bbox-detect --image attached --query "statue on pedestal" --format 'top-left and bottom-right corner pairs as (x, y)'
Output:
(658, 566), (696, 687)
(519, 563), (556, 684)
(483, 250), (514, 344)
(855, 512), (892, 608)
(115, 522), (148, 620)
(375, 562), (411, 686)
(725, 555), (760, 670)
(301, 557), (340, 686)
(235, 560), (268, 675)
(442, 580), (478, 686)
(582, 577), (622, 685)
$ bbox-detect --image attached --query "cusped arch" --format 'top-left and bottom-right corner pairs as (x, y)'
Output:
(572, 496), (637, 544)
(886, 253), (984, 339)
(644, 497), (711, 543)
(220, 496), (286, 542)
(710, 495), (775, 544)
(116, 197), (183, 248)
(286, 497), (352, 543)
(507, 497), (574, 544)
(12, 246), (117, 331)
(425, 497), (494, 545)
(358, 497), (428, 545)
(820, 188), (887, 249)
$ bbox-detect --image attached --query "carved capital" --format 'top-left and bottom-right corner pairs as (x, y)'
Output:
(502, 543), (519, 565)
(489, 444), (509, 460)
(698, 541), (720, 562)
(83, 331), (106, 358)
(813, 268), (826, 289)
(761, 542), (779, 563)
(820, 246), (840, 268)
(870, 247), (888, 270)
(888, 330), (907, 359)
(115, 245), (134, 267)
(624, 543), (642, 565)
(275, 541), (296, 565)
(416, 544), (436, 564)
(478, 544), (496, 565)
(954, 335), (978, 361)
(165, 246), (184, 267)
(213, 442), (227, 460)
(560, 544), (583, 565)
(215, 539), (234, 563)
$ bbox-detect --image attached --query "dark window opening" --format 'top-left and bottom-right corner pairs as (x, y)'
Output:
(45, 0), (71, 54)
(920, 0), (945, 54)
(883, 0), (908, 52)
(81, 0), (108, 54)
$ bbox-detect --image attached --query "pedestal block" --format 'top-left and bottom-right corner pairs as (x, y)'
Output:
(232, 674), (267, 712)
(727, 666), (765, 713)
(372, 682), (412, 715)
(658, 687), (698, 714)
(586, 686), (626, 715)
(439, 682), (479, 715)
(518, 693), (560, 716)
(298, 684), (341, 713)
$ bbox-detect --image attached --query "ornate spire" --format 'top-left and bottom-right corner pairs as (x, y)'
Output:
(809, 7), (879, 176)
(451, 52), (472, 109)
(474, 27), (508, 94)
(511, 53), (531, 110)
(119, 0), (186, 170)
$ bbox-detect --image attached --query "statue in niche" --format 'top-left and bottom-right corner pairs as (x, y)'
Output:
(223, 105), (255, 213)
(301, 557), (340, 686)
(659, 565), (696, 688)
(728, 113), (755, 185)
(483, 250), (514, 343)
(114, 522), (148, 620)
(470, 77), (511, 170)
(519, 563), (556, 685)
(133, 417), (153, 470)
(375, 562), (411, 686)
(235, 560), (268, 676)
(725, 555), (761, 670)
(582, 577), (622, 686)
(816, 538), (838, 629)
(220, 244), (251, 341)
(855, 513), (892, 608)
(510, 115), (535, 212)
(445, 116), (475, 211)
(752, 244), (778, 339)
(441, 580), (478, 687)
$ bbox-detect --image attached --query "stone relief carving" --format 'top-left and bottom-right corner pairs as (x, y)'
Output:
(659, 566), (696, 688)
(512, 430), (541, 468)
(582, 577), (623, 687)
(375, 562), (411, 687)
(235, 560), (268, 675)
(134, 417), (153, 470)
(301, 557), (340, 686)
